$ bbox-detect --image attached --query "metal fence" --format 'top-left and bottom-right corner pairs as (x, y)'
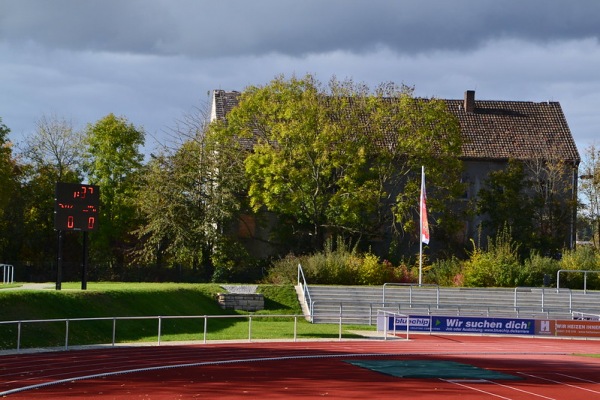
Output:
(0, 264), (14, 284)
(0, 313), (357, 352)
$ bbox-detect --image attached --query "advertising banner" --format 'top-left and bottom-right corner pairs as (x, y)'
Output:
(387, 315), (432, 332)
(389, 315), (536, 335)
(554, 320), (600, 338)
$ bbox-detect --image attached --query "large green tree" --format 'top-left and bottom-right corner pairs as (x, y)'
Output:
(580, 143), (600, 248)
(476, 161), (536, 253)
(0, 118), (21, 262)
(477, 157), (576, 256)
(16, 115), (83, 276)
(84, 114), (145, 276)
(21, 114), (84, 181)
(135, 134), (246, 278)
(225, 75), (464, 252)
(0, 118), (13, 219)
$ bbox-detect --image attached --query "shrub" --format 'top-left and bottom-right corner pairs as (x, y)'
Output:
(425, 257), (463, 286)
(394, 262), (418, 284)
(558, 246), (600, 290)
(261, 254), (300, 285)
(264, 237), (412, 285)
(211, 239), (263, 283)
(357, 254), (392, 285)
(521, 252), (560, 287)
(463, 226), (522, 287)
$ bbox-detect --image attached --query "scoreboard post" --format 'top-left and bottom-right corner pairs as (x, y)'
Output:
(54, 183), (100, 290)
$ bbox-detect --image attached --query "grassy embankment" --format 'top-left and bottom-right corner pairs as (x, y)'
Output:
(0, 282), (371, 350)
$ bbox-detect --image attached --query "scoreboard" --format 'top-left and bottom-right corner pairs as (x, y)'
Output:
(54, 183), (99, 231)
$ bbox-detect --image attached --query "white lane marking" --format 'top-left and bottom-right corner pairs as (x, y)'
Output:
(441, 379), (514, 399)
(489, 380), (557, 399)
(518, 372), (600, 394)
(555, 373), (600, 384)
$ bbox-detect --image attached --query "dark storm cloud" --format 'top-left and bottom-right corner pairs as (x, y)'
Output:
(1, 0), (599, 152)
(2, 0), (600, 57)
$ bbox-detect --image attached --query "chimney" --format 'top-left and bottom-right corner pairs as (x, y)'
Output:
(464, 90), (475, 113)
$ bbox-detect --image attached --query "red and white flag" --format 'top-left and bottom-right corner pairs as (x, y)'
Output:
(420, 167), (430, 245)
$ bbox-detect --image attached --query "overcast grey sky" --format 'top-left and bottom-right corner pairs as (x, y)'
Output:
(1, 0), (599, 155)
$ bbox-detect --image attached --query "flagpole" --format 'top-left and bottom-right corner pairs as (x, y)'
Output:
(419, 166), (424, 286)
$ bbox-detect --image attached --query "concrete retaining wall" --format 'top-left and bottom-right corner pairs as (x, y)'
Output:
(217, 293), (264, 311)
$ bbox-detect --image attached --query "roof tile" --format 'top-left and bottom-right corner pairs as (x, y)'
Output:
(212, 90), (580, 164)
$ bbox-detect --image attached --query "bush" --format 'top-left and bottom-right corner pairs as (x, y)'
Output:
(425, 257), (463, 286)
(356, 254), (394, 285)
(558, 246), (600, 290)
(463, 227), (522, 287)
(263, 237), (412, 285)
(211, 239), (264, 283)
(521, 252), (560, 287)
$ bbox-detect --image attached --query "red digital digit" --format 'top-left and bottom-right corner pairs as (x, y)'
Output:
(67, 216), (74, 229)
(88, 217), (95, 229)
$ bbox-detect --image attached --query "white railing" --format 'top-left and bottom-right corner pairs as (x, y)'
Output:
(514, 287), (573, 312)
(376, 310), (410, 340)
(382, 283), (439, 307)
(297, 264), (313, 321)
(557, 270), (600, 294)
(1, 264), (14, 284)
(572, 311), (600, 321)
(310, 300), (585, 325)
(0, 313), (358, 353)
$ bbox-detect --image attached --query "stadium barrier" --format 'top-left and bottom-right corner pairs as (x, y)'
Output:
(0, 313), (376, 352)
(378, 313), (600, 338)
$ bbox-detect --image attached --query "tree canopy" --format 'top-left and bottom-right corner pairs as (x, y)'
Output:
(135, 130), (246, 278)
(223, 75), (464, 251)
(0, 118), (19, 260)
(580, 143), (600, 247)
(84, 114), (145, 271)
(477, 158), (576, 256)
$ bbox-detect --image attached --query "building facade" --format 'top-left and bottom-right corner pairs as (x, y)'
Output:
(211, 89), (580, 257)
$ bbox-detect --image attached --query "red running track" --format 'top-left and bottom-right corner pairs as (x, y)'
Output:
(1, 335), (600, 399)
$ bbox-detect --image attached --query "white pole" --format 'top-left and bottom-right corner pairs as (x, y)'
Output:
(419, 166), (424, 286)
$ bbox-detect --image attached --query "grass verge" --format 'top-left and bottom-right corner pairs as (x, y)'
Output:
(0, 282), (373, 350)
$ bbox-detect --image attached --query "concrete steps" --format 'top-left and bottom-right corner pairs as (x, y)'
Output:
(300, 285), (600, 325)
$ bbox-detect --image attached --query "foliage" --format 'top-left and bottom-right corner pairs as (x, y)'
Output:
(476, 161), (535, 255)
(210, 238), (265, 283)
(84, 114), (145, 271)
(21, 114), (84, 181)
(134, 111), (248, 281)
(521, 252), (560, 287)
(525, 154), (577, 252)
(264, 237), (415, 285)
(558, 246), (600, 289)
(477, 158), (577, 257)
(424, 256), (463, 286)
(264, 242), (596, 289)
(0, 118), (14, 213)
(462, 226), (522, 287)
(0, 118), (19, 261)
(579, 143), (600, 248)
(13, 115), (84, 272)
(225, 74), (464, 252)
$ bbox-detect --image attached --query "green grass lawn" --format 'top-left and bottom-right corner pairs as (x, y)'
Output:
(0, 282), (373, 350)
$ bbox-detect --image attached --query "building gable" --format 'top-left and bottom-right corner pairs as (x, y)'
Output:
(451, 91), (580, 164)
(211, 89), (581, 165)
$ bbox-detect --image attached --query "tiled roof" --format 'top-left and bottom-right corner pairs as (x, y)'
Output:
(446, 99), (580, 164)
(211, 90), (580, 164)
